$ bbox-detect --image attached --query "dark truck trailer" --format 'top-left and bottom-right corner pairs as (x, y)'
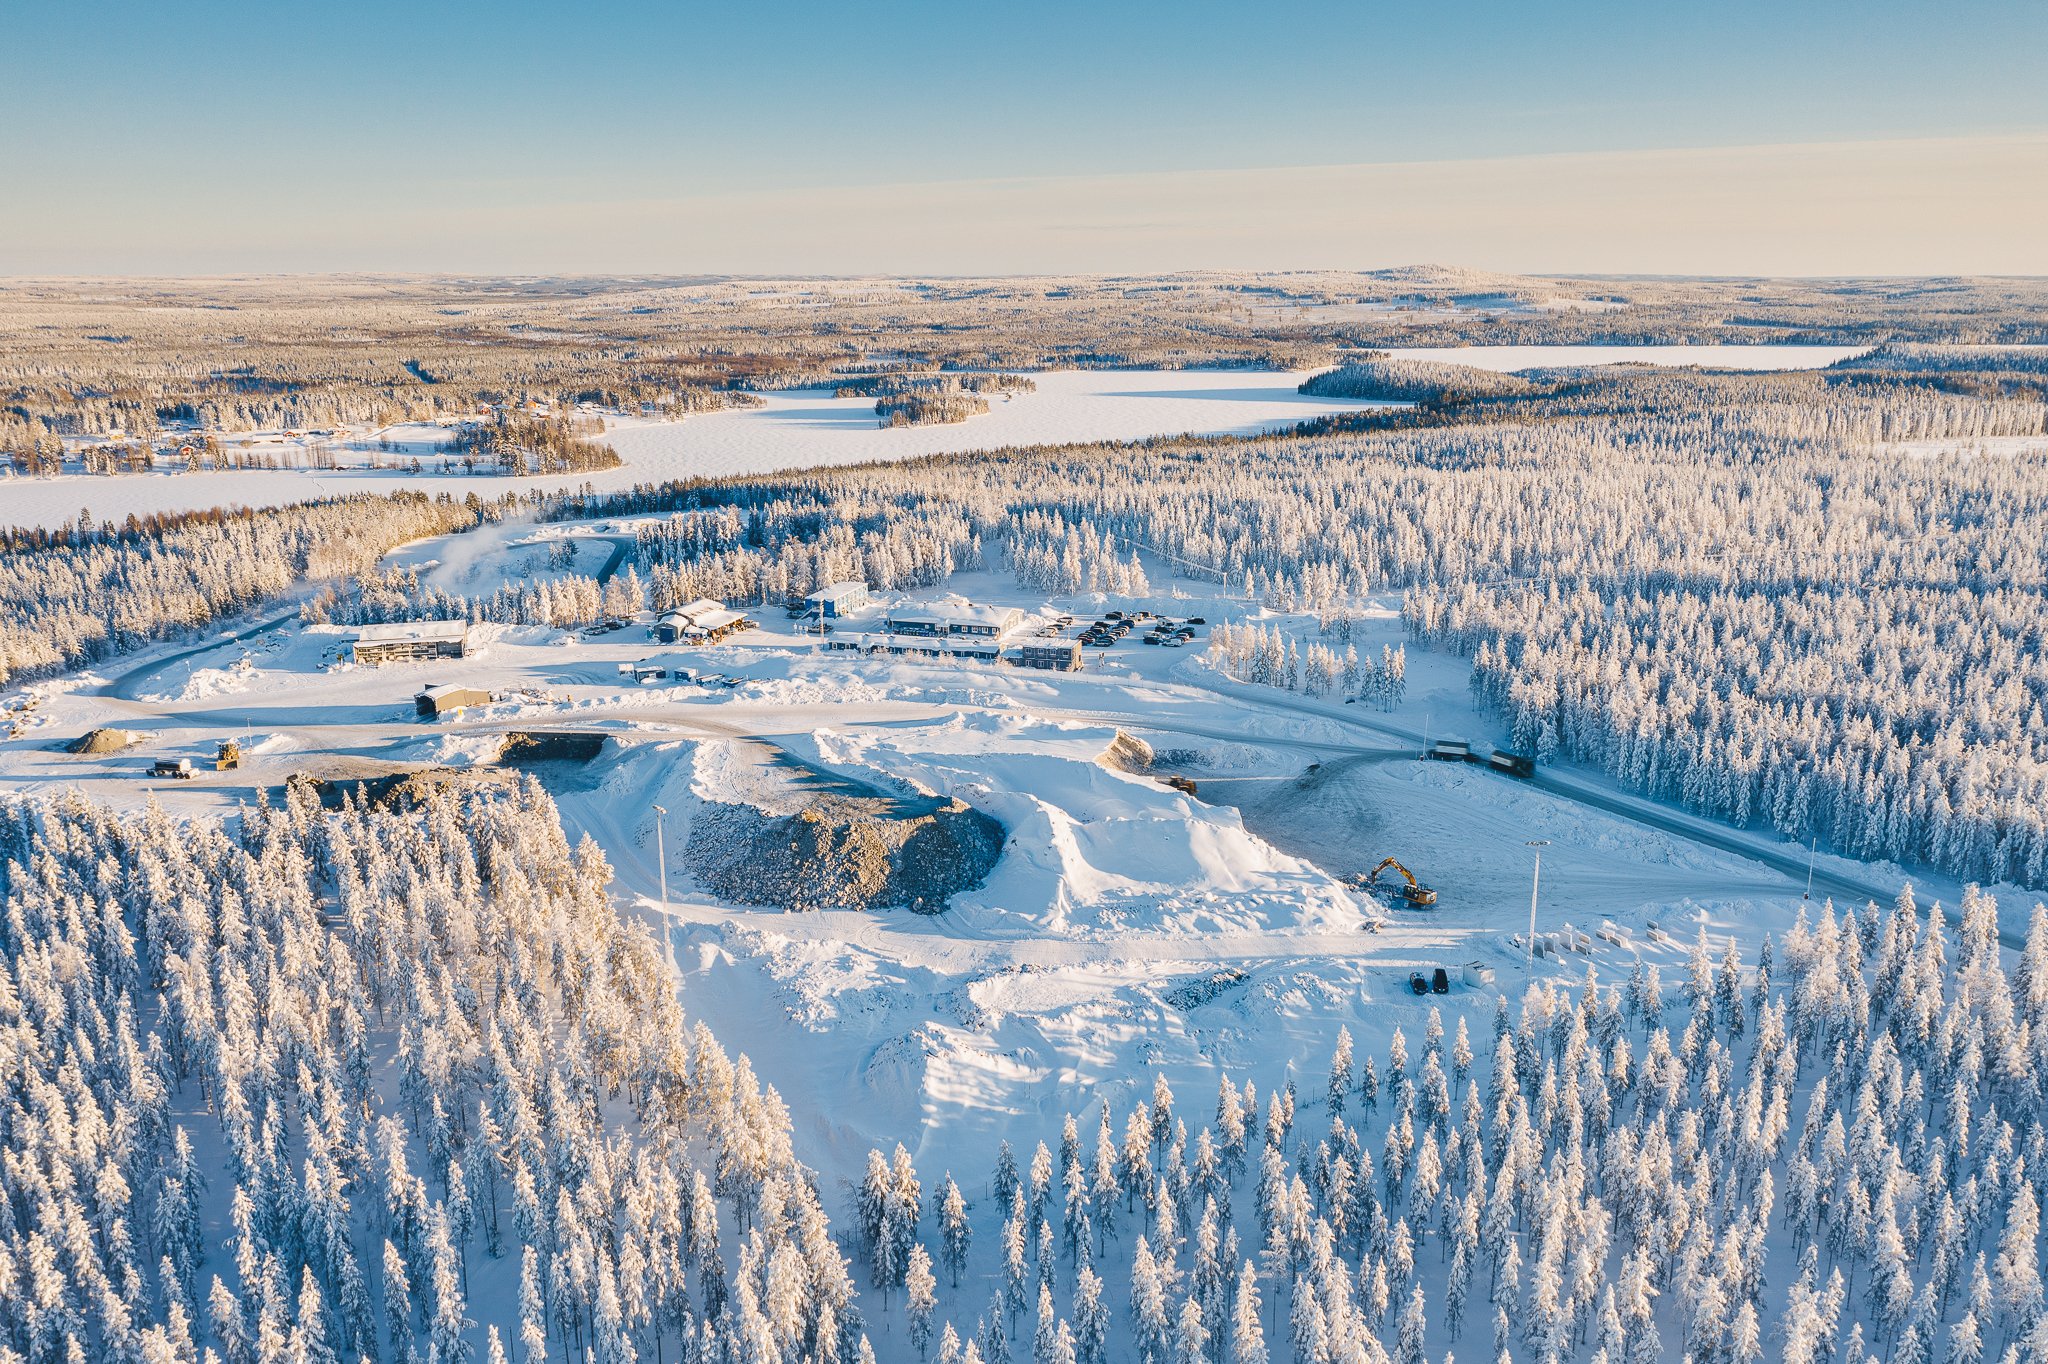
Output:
(1486, 750), (1536, 779)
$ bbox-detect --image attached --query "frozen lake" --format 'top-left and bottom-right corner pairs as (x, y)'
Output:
(597, 367), (1398, 482)
(0, 350), (1866, 531)
(0, 368), (1391, 532)
(1375, 343), (1870, 371)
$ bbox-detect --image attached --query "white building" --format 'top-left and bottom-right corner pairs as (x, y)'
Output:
(882, 602), (1026, 640)
(353, 620), (469, 664)
(657, 598), (731, 642)
(805, 581), (870, 618)
(683, 608), (751, 642)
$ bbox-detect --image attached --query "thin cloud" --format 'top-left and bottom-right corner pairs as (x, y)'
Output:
(5, 134), (2044, 276)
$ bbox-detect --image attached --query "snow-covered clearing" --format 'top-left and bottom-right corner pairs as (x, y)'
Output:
(1883, 432), (2048, 461)
(1371, 343), (1869, 371)
(0, 525), (1930, 1196)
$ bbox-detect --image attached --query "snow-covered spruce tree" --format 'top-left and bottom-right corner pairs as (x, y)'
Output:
(849, 889), (2046, 1364)
(0, 781), (870, 1363)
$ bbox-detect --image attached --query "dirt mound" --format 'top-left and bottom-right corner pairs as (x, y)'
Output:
(500, 731), (607, 765)
(69, 727), (138, 754)
(688, 792), (1004, 914)
(1098, 730), (1155, 772)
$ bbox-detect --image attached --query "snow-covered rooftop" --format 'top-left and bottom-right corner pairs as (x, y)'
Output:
(690, 609), (746, 631)
(355, 619), (467, 644)
(885, 602), (1024, 629)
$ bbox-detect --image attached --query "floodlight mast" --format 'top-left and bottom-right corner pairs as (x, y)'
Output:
(1524, 840), (1550, 988)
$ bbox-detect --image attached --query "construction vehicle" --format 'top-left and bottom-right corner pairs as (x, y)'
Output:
(1364, 857), (1438, 909)
(215, 739), (242, 770)
(150, 758), (195, 780)
(1160, 775), (1198, 796)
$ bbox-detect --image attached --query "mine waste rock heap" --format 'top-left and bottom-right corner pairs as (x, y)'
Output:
(689, 790), (1003, 913)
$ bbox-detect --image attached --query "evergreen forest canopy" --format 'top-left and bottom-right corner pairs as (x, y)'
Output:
(1, 774), (2045, 1364)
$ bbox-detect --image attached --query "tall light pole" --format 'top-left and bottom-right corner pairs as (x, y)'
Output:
(1803, 837), (1818, 901)
(650, 803), (673, 969)
(1524, 839), (1550, 989)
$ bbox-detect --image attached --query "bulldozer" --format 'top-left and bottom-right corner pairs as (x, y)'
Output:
(1360, 857), (1437, 909)
(215, 739), (243, 771)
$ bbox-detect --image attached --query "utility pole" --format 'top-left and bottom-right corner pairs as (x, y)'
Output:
(1803, 837), (1818, 900)
(1524, 839), (1550, 990)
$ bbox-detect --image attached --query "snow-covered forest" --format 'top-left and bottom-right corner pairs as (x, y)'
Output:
(3, 784), (2045, 1364)
(0, 782), (860, 1364)
(0, 493), (508, 689)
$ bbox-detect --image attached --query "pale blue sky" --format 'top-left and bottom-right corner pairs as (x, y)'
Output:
(6, 0), (2046, 274)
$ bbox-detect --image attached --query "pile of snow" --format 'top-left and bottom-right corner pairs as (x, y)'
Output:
(796, 710), (1370, 937)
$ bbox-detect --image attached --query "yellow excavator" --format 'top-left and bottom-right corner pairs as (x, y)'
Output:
(1362, 857), (1438, 909)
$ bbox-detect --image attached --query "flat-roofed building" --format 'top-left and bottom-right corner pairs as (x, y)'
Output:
(1016, 639), (1085, 671)
(416, 684), (492, 717)
(826, 633), (1006, 662)
(805, 581), (870, 618)
(882, 602), (1026, 641)
(684, 608), (752, 642)
(354, 620), (468, 665)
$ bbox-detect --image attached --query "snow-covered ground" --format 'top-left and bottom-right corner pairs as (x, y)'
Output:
(1372, 343), (1869, 371)
(4, 524), (1977, 1200)
(1883, 432), (2048, 461)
